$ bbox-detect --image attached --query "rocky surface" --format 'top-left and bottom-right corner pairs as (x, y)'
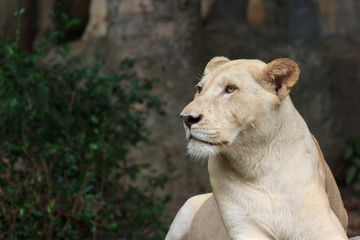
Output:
(102, 0), (360, 217)
(200, 0), (360, 177)
(105, 0), (207, 214)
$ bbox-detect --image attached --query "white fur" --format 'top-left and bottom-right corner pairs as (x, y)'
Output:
(165, 194), (212, 240)
(82, 0), (107, 40)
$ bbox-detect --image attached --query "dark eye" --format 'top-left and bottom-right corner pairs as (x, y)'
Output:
(225, 85), (237, 93)
(195, 85), (202, 94)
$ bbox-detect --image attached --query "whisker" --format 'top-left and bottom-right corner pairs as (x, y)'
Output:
(193, 68), (204, 81)
(191, 126), (220, 131)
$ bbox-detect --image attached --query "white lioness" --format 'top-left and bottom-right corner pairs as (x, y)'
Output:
(166, 57), (348, 240)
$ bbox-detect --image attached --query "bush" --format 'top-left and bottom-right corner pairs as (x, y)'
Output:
(0, 9), (169, 240)
(344, 136), (360, 195)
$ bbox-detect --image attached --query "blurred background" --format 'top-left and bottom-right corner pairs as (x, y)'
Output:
(0, 0), (359, 239)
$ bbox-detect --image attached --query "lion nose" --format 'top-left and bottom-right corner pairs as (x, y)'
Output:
(180, 114), (203, 129)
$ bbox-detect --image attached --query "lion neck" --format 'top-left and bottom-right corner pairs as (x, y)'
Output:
(213, 97), (310, 182)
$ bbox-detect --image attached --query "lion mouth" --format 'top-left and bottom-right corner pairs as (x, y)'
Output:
(190, 135), (228, 146)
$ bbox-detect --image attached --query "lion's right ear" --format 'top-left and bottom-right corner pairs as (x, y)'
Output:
(260, 58), (300, 101)
(204, 56), (230, 75)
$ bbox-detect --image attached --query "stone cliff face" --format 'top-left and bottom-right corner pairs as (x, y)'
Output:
(105, 0), (207, 214)
(109, 0), (360, 215)
(200, 0), (360, 179)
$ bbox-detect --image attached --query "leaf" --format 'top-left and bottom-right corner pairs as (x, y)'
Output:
(91, 115), (99, 124)
(149, 77), (160, 83)
(89, 143), (99, 151)
(346, 166), (357, 185)
(13, 8), (26, 20)
(344, 147), (353, 160)
(101, 75), (120, 84)
(105, 223), (118, 230)
(82, 185), (94, 194)
(65, 19), (81, 29)
(19, 208), (24, 218)
(62, 44), (70, 55)
(152, 204), (165, 212)
(352, 156), (360, 168)
(61, 12), (69, 22)
(119, 59), (135, 70)
(46, 199), (55, 214)
(355, 141), (360, 155)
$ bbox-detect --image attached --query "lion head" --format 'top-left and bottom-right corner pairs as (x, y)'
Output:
(180, 57), (300, 159)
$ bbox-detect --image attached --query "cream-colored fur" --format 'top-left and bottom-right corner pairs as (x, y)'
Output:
(166, 57), (348, 239)
(82, 0), (107, 40)
(34, 0), (107, 42)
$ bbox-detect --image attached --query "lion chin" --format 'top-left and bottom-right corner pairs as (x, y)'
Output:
(186, 137), (222, 160)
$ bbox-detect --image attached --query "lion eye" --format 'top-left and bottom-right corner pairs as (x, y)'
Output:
(195, 85), (203, 94)
(225, 85), (236, 93)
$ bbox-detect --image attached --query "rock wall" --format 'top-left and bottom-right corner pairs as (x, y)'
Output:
(104, 0), (208, 214)
(201, 0), (360, 179)
(92, 0), (360, 216)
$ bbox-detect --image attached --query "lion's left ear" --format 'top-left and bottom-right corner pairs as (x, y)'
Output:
(204, 56), (230, 75)
(260, 58), (300, 101)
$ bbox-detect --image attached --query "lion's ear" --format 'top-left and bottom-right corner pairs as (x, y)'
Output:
(204, 56), (230, 75)
(260, 58), (300, 101)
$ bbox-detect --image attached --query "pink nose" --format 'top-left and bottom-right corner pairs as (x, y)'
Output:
(180, 114), (203, 129)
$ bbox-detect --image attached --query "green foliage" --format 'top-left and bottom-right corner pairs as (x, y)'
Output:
(344, 136), (360, 195)
(0, 9), (169, 239)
